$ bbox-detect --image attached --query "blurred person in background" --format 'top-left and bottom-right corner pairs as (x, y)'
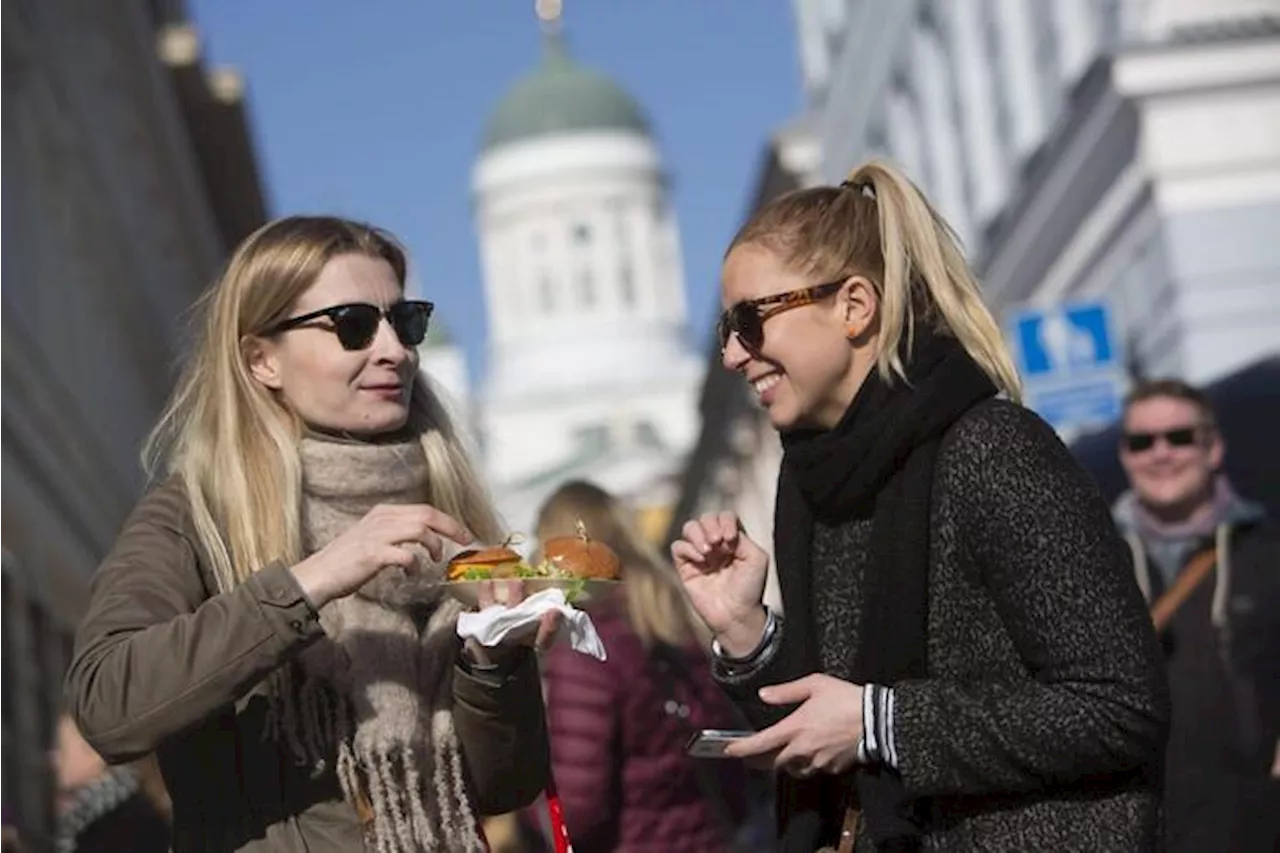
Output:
(1115, 379), (1280, 852)
(671, 161), (1169, 851)
(64, 216), (556, 853)
(536, 481), (766, 853)
(2, 804), (24, 853)
(52, 713), (171, 853)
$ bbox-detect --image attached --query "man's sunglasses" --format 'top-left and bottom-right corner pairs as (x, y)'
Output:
(1122, 426), (1202, 454)
(717, 281), (844, 353)
(264, 300), (433, 351)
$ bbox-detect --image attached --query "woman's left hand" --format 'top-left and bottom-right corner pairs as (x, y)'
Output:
(463, 579), (564, 666)
(723, 674), (865, 778)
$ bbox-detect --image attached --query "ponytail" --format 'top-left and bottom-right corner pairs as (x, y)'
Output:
(845, 161), (1021, 401)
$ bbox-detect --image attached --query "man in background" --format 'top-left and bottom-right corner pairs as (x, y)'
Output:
(1114, 379), (1279, 852)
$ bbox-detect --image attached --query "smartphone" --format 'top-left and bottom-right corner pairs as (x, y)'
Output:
(685, 729), (754, 758)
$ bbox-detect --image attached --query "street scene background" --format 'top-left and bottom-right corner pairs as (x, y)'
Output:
(4, 0), (1279, 849)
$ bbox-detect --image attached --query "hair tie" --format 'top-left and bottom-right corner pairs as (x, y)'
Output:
(839, 179), (876, 200)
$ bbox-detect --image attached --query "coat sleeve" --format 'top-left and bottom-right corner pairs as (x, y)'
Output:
(64, 482), (325, 763)
(892, 404), (1170, 798)
(541, 640), (621, 849)
(451, 649), (551, 816)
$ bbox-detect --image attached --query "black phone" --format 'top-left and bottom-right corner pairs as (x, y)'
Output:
(685, 729), (755, 758)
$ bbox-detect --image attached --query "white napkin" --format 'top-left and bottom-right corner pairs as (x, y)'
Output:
(456, 588), (607, 661)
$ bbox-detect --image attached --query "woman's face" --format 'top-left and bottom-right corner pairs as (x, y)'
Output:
(247, 253), (418, 436)
(720, 244), (877, 430)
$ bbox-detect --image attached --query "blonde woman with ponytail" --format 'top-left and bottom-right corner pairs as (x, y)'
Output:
(671, 162), (1167, 851)
(65, 216), (555, 853)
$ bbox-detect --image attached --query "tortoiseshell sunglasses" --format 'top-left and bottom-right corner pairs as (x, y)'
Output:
(716, 281), (844, 352)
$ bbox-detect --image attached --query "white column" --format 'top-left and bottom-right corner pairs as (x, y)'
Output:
(886, 87), (930, 192)
(1053, 0), (1101, 85)
(993, 0), (1048, 157)
(912, 26), (974, 247)
(944, 0), (1010, 226)
(792, 0), (835, 101)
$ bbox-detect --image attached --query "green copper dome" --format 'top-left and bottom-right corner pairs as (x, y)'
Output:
(482, 36), (649, 152)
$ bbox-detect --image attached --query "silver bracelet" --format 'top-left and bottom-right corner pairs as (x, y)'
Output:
(711, 607), (780, 665)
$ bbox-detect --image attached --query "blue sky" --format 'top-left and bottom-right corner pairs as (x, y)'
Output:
(187, 0), (803, 384)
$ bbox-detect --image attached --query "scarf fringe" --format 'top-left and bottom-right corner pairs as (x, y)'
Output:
(265, 663), (484, 852)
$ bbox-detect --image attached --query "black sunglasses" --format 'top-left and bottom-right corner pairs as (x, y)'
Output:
(717, 281), (844, 353)
(1122, 426), (1202, 454)
(264, 300), (433, 351)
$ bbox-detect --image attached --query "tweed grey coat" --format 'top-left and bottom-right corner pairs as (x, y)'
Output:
(719, 401), (1169, 851)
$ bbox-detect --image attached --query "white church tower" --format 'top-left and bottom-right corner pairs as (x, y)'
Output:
(472, 1), (704, 535)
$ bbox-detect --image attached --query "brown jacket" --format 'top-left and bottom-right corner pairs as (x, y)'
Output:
(64, 479), (549, 852)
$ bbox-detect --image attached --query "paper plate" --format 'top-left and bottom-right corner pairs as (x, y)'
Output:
(444, 578), (620, 608)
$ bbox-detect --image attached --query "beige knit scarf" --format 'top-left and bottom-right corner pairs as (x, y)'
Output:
(265, 435), (485, 853)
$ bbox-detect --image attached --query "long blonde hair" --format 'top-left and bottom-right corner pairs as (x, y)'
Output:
(535, 481), (708, 649)
(729, 159), (1022, 402)
(144, 216), (502, 593)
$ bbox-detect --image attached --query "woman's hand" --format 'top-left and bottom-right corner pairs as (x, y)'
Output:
(291, 503), (473, 608)
(670, 512), (770, 656)
(463, 579), (564, 667)
(723, 674), (864, 778)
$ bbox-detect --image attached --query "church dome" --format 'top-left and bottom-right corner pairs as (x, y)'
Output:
(482, 36), (649, 152)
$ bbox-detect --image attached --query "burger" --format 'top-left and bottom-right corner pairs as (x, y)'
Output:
(445, 522), (621, 583)
(446, 545), (525, 581)
(542, 528), (622, 581)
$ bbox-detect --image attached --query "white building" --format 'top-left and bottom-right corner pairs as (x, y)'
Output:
(792, 0), (1280, 387)
(471, 26), (704, 537)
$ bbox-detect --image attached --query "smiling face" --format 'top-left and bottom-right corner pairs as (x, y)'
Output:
(720, 244), (878, 431)
(245, 253), (418, 436)
(1119, 394), (1222, 519)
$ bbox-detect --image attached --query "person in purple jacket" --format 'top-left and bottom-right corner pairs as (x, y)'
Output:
(536, 481), (763, 853)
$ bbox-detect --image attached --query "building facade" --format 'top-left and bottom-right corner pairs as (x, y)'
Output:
(472, 27), (703, 538)
(667, 0), (1280, 600)
(793, 0), (1280, 387)
(1, 0), (267, 841)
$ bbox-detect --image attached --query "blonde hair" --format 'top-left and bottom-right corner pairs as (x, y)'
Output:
(535, 481), (709, 649)
(729, 160), (1022, 402)
(144, 216), (502, 593)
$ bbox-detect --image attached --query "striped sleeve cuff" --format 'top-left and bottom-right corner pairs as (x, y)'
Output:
(858, 683), (899, 768)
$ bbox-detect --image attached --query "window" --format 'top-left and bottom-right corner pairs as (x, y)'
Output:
(1096, 0), (1123, 51)
(983, 3), (1015, 158)
(539, 273), (556, 312)
(865, 117), (888, 158)
(633, 420), (662, 448)
(619, 263), (636, 306)
(574, 424), (610, 452)
(578, 268), (595, 307)
(1032, 11), (1062, 118)
(572, 223), (592, 245)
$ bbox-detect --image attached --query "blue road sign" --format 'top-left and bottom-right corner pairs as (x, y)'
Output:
(1007, 300), (1125, 434)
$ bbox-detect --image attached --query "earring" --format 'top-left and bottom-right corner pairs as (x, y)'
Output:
(846, 324), (860, 338)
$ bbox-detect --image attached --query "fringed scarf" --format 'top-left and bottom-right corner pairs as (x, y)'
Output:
(264, 435), (485, 853)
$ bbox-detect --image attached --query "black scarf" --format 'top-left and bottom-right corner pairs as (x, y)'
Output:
(773, 332), (996, 850)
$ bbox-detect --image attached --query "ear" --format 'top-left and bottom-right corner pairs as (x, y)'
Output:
(841, 275), (880, 339)
(242, 335), (283, 390)
(1207, 429), (1225, 471)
